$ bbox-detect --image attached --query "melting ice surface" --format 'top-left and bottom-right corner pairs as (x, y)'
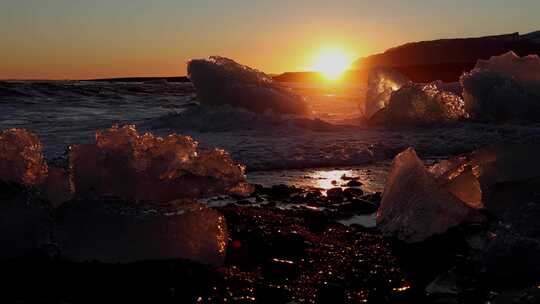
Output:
(0, 128), (48, 186)
(70, 125), (252, 202)
(378, 144), (540, 242)
(365, 68), (468, 124)
(365, 52), (540, 124)
(188, 56), (308, 114)
(461, 51), (540, 121)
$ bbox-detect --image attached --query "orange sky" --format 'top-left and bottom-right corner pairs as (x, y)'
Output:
(1, 0), (539, 80)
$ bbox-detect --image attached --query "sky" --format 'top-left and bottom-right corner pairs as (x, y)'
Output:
(1, 0), (539, 80)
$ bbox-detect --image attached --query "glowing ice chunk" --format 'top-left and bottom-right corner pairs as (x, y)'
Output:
(377, 148), (472, 242)
(188, 56), (308, 114)
(0, 129), (47, 186)
(70, 125), (251, 202)
(365, 67), (410, 118)
(461, 52), (540, 121)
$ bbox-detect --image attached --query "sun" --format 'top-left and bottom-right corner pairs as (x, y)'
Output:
(312, 49), (352, 80)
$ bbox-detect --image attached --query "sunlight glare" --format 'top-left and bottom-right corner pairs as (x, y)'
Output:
(312, 49), (352, 80)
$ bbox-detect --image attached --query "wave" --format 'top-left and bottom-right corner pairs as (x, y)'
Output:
(146, 104), (350, 133)
(0, 81), (195, 103)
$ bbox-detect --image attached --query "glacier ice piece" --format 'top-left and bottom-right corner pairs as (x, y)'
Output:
(69, 125), (251, 202)
(429, 144), (540, 210)
(381, 83), (468, 124)
(55, 199), (228, 265)
(365, 68), (467, 124)
(188, 56), (308, 114)
(0, 129), (48, 186)
(461, 52), (540, 121)
(378, 145), (540, 242)
(377, 148), (473, 242)
(365, 67), (410, 118)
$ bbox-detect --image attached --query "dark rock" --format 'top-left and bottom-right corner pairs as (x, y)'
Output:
(345, 180), (363, 187)
(54, 198), (228, 265)
(305, 189), (324, 202)
(317, 282), (346, 304)
(268, 184), (301, 199)
(482, 200), (540, 283)
(236, 199), (252, 205)
(343, 187), (364, 200)
(0, 181), (51, 259)
(255, 284), (291, 304)
(482, 231), (540, 283)
(338, 199), (378, 214)
(514, 287), (540, 304)
(262, 258), (299, 282)
(326, 187), (343, 202)
(362, 192), (382, 205)
(425, 268), (463, 297)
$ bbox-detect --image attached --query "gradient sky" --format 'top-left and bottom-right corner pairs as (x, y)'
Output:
(1, 0), (539, 80)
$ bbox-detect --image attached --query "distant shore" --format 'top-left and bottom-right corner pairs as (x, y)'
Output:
(87, 62), (474, 85)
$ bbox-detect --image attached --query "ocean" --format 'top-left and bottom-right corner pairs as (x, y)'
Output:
(2, 80), (540, 192)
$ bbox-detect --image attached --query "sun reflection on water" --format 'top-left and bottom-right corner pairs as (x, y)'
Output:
(247, 166), (388, 194)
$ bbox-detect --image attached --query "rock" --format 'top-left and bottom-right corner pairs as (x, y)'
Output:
(338, 199), (378, 215)
(343, 187), (364, 200)
(55, 199), (228, 265)
(377, 148), (474, 242)
(317, 282), (346, 304)
(426, 268), (463, 297)
(326, 188), (343, 201)
(267, 184), (300, 200)
(345, 180), (363, 187)
(305, 190), (324, 203)
(262, 258), (299, 282)
(0, 181), (51, 258)
(482, 201), (540, 282)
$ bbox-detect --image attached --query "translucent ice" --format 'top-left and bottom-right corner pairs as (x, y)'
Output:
(377, 148), (473, 242)
(70, 125), (251, 202)
(378, 145), (540, 242)
(365, 68), (467, 124)
(364, 67), (410, 118)
(0, 129), (48, 186)
(461, 52), (540, 121)
(56, 199), (228, 264)
(381, 83), (468, 125)
(188, 56), (308, 114)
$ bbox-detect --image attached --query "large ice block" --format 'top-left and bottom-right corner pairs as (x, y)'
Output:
(55, 199), (228, 265)
(69, 125), (251, 202)
(377, 148), (472, 242)
(364, 67), (410, 119)
(0, 129), (48, 186)
(188, 56), (308, 114)
(461, 52), (540, 121)
(382, 83), (468, 125)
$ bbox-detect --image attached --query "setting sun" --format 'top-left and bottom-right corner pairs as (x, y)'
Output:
(312, 49), (352, 80)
